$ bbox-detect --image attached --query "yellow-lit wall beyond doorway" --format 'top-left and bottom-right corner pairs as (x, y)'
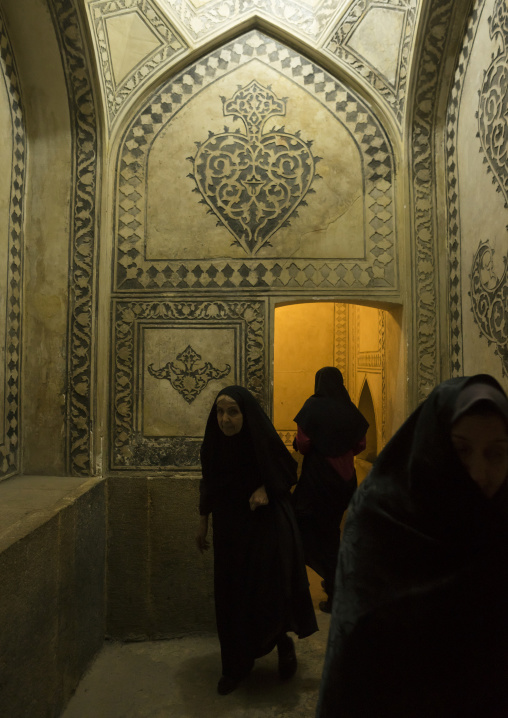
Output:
(273, 301), (398, 465)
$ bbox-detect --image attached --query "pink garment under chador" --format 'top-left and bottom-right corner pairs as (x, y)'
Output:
(295, 426), (366, 481)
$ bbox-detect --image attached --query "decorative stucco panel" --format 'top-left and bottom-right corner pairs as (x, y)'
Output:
(111, 298), (267, 469)
(49, 0), (100, 475)
(115, 31), (397, 294)
(0, 12), (25, 480)
(84, 0), (417, 133)
(446, 0), (508, 381)
(87, 0), (188, 128)
(325, 0), (418, 127)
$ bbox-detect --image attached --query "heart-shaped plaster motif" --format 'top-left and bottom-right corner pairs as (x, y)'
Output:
(189, 80), (318, 255)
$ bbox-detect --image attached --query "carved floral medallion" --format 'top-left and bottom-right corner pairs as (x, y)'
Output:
(189, 80), (318, 255)
(148, 345), (231, 403)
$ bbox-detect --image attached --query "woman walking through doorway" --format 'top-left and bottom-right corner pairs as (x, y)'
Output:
(292, 367), (368, 612)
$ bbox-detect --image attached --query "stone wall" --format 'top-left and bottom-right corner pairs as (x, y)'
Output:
(0, 477), (106, 718)
(106, 474), (215, 640)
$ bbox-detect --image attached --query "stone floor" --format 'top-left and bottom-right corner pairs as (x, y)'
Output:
(61, 594), (331, 718)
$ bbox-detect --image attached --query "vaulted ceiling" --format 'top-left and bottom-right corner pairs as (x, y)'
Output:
(82, 0), (419, 134)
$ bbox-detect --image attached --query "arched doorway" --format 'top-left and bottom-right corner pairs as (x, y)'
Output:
(273, 301), (399, 455)
(273, 300), (403, 606)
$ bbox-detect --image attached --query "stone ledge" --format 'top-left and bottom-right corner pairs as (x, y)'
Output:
(0, 474), (105, 553)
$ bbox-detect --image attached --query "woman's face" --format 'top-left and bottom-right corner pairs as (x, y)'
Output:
(216, 394), (244, 436)
(451, 412), (508, 498)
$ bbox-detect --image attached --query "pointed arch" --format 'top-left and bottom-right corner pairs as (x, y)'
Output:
(357, 376), (378, 461)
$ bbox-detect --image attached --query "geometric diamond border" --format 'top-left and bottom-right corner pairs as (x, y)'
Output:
(111, 297), (267, 470)
(49, 0), (99, 477)
(0, 12), (25, 481)
(115, 30), (398, 293)
(87, 0), (188, 130)
(325, 0), (418, 128)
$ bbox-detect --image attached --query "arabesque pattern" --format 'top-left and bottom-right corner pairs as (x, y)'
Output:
(50, 0), (99, 476)
(148, 345), (231, 403)
(112, 299), (266, 469)
(189, 80), (319, 255)
(116, 31), (396, 293)
(477, 0), (508, 207)
(470, 241), (508, 376)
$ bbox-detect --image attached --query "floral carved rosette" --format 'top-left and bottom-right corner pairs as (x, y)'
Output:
(470, 241), (508, 376)
(148, 345), (230, 404)
(477, 0), (508, 207)
(189, 80), (319, 255)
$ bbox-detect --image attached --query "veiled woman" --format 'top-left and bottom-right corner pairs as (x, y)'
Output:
(317, 374), (508, 718)
(293, 367), (368, 612)
(196, 385), (318, 695)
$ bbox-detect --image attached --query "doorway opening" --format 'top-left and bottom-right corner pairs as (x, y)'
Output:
(273, 300), (403, 608)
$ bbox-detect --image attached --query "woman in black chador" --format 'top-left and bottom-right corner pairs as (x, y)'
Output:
(292, 367), (368, 612)
(196, 385), (318, 696)
(317, 374), (508, 718)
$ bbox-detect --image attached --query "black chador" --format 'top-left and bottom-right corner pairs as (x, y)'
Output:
(317, 375), (508, 718)
(293, 367), (368, 607)
(200, 386), (318, 687)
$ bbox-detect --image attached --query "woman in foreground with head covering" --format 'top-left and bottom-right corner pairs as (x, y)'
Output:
(316, 374), (508, 718)
(196, 385), (318, 696)
(292, 367), (368, 612)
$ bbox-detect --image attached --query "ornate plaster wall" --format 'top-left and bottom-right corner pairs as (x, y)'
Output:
(274, 302), (339, 446)
(85, 0), (419, 134)
(1, 0), (91, 477)
(105, 21), (404, 639)
(110, 30), (399, 476)
(0, 12), (24, 480)
(446, 0), (508, 387)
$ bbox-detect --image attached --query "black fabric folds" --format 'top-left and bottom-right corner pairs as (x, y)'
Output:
(317, 374), (508, 718)
(292, 368), (368, 594)
(294, 367), (369, 457)
(199, 385), (318, 681)
(200, 385), (298, 514)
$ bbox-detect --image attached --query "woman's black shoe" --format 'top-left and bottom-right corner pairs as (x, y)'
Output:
(277, 635), (297, 680)
(217, 675), (240, 695)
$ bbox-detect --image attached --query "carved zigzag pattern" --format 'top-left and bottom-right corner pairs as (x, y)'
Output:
(116, 31), (396, 292)
(0, 13), (25, 480)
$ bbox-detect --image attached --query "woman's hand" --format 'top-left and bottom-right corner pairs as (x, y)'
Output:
(196, 514), (210, 553)
(249, 485), (269, 511)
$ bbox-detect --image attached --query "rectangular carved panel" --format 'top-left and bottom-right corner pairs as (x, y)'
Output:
(111, 298), (267, 469)
(114, 31), (397, 293)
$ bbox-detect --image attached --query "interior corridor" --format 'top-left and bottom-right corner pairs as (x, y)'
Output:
(61, 467), (372, 718)
(2, 2), (506, 716)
